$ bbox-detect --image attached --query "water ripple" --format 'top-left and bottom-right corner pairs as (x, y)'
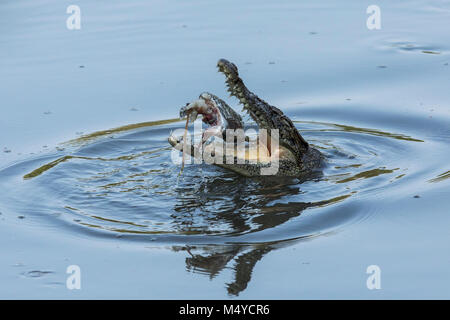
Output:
(0, 114), (440, 246)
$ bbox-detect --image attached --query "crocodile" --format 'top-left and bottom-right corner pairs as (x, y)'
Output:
(168, 59), (322, 176)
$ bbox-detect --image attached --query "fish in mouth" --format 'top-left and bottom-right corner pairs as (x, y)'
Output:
(168, 59), (322, 176)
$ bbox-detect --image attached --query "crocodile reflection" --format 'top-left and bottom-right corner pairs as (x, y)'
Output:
(170, 171), (321, 296)
(173, 244), (275, 296)
(171, 172), (321, 236)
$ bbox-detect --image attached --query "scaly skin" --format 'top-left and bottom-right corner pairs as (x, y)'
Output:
(168, 59), (322, 176)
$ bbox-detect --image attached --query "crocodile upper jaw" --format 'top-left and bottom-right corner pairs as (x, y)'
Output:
(217, 59), (309, 164)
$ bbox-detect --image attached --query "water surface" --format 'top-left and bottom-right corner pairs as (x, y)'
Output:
(1, 0), (450, 299)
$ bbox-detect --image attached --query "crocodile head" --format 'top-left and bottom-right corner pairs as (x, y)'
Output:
(169, 59), (321, 176)
(217, 58), (309, 165)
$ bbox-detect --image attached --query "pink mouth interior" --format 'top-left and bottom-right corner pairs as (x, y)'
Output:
(200, 99), (221, 127)
(185, 97), (223, 129)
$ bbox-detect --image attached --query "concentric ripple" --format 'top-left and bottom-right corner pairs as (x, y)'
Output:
(0, 111), (445, 245)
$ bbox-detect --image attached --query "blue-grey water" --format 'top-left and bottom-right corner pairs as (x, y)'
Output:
(1, 0), (450, 299)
